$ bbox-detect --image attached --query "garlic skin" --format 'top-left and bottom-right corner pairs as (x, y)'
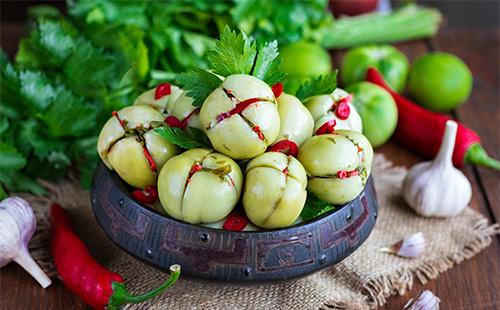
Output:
(380, 232), (426, 258)
(0, 197), (51, 288)
(404, 290), (441, 310)
(402, 121), (472, 217)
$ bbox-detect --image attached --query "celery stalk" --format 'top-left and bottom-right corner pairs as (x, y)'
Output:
(323, 5), (442, 49)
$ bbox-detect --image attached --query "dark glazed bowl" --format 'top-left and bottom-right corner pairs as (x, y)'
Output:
(91, 161), (378, 282)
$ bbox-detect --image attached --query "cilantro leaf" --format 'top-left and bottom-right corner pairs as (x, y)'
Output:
(206, 26), (256, 77)
(19, 70), (56, 112)
(252, 40), (286, 86)
(155, 126), (212, 149)
(0, 170), (46, 198)
(295, 70), (338, 101)
(175, 69), (222, 107)
(37, 20), (76, 64)
(300, 192), (336, 221)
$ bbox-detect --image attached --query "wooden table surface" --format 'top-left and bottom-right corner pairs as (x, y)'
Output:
(1, 13), (499, 310)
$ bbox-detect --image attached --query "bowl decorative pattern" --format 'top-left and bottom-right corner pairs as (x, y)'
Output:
(91, 161), (378, 281)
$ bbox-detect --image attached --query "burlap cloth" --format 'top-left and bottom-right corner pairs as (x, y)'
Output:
(23, 154), (499, 309)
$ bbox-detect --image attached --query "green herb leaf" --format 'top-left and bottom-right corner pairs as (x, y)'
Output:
(0, 169), (46, 197)
(252, 40), (286, 86)
(206, 26), (256, 77)
(19, 70), (56, 112)
(300, 192), (336, 221)
(155, 126), (212, 149)
(175, 69), (222, 107)
(295, 70), (338, 101)
(0, 143), (27, 170)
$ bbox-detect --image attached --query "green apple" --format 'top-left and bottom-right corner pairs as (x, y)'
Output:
(243, 152), (307, 229)
(199, 74), (280, 160)
(342, 45), (409, 92)
(158, 149), (243, 224)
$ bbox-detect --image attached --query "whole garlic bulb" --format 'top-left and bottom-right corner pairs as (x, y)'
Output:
(0, 197), (51, 288)
(402, 121), (472, 217)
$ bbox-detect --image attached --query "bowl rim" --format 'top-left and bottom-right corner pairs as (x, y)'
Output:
(101, 160), (369, 236)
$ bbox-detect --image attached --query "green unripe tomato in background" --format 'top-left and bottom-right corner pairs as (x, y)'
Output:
(408, 52), (473, 111)
(280, 41), (332, 94)
(342, 45), (409, 92)
(346, 82), (398, 148)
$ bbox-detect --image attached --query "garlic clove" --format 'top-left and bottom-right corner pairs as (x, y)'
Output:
(379, 232), (426, 258)
(404, 290), (441, 310)
(402, 121), (472, 218)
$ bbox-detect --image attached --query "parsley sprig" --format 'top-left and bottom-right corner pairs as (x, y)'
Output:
(155, 126), (212, 150)
(300, 192), (336, 221)
(295, 70), (338, 101)
(176, 26), (285, 108)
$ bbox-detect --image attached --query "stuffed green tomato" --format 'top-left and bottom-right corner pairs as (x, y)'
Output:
(199, 74), (280, 160)
(243, 152), (307, 229)
(298, 130), (373, 205)
(304, 88), (362, 135)
(157, 149), (243, 224)
(97, 105), (179, 189)
(269, 91), (314, 156)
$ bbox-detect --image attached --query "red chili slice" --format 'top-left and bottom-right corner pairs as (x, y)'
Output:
(142, 146), (157, 171)
(268, 139), (299, 157)
(252, 126), (265, 140)
(165, 116), (183, 128)
(282, 167), (289, 176)
(186, 163), (203, 184)
(349, 170), (360, 177)
(271, 83), (284, 98)
(155, 83), (171, 100)
(112, 111), (126, 129)
(335, 101), (351, 120)
(132, 186), (158, 204)
(223, 213), (248, 231)
(337, 170), (348, 179)
(315, 119), (337, 135)
(216, 97), (262, 123)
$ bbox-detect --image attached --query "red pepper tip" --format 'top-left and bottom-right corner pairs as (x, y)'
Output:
(271, 83), (284, 98)
(155, 83), (172, 100)
(223, 213), (248, 231)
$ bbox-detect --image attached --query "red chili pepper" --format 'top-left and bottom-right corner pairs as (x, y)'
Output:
(223, 213), (248, 231)
(111, 111), (126, 129)
(186, 163), (203, 184)
(154, 83), (171, 100)
(268, 139), (299, 157)
(252, 126), (265, 140)
(337, 170), (348, 179)
(335, 101), (351, 120)
(271, 83), (284, 98)
(216, 97), (262, 123)
(142, 146), (157, 171)
(165, 116), (183, 128)
(132, 186), (158, 204)
(50, 203), (180, 310)
(282, 167), (289, 176)
(315, 119), (337, 135)
(366, 68), (500, 169)
(349, 170), (359, 177)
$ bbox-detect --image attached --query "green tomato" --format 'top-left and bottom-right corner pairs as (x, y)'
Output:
(346, 82), (398, 147)
(342, 45), (409, 92)
(133, 85), (182, 113)
(158, 149), (243, 224)
(274, 93), (314, 147)
(298, 134), (366, 205)
(199, 74), (280, 160)
(243, 152), (307, 229)
(408, 52), (472, 111)
(280, 41), (332, 94)
(335, 129), (373, 176)
(97, 105), (178, 188)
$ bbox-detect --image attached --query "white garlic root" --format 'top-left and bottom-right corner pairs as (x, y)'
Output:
(404, 290), (441, 310)
(379, 232), (426, 258)
(402, 120), (472, 217)
(0, 197), (52, 288)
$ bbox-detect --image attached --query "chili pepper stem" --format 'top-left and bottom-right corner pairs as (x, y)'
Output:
(465, 144), (500, 170)
(107, 264), (181, 309)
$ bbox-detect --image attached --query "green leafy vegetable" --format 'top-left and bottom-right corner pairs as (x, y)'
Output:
(300, 192), (336, 221)
(155, 126), (212, 149)
(295, 70), (338, 101)
(175, 69), (222, 107)
(252, 41), (286, 86)
(206, 26), (256, 77)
